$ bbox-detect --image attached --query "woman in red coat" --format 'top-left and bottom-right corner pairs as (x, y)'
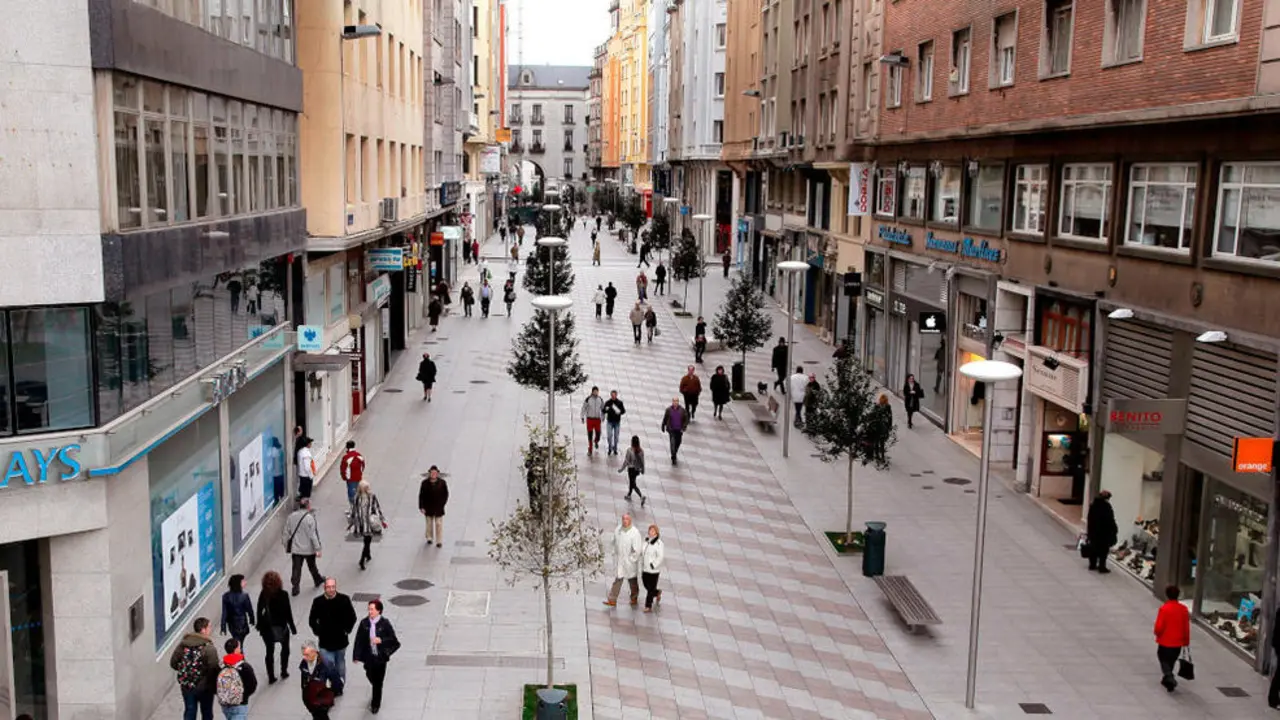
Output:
(1153, 584), (1190, 692)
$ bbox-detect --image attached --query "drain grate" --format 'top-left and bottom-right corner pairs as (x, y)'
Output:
(943, 477), (972, 485)
(389, 594), (429, 607)
(469, 380), (490, 384)
(1217, 687), (1249, 698)
(351, 592), (381, 604)
(909, 473), (922, 478)
(921, 486), (935, 490)
(454, 540), (476, 547)
(383, 388), (404, 393)
(964, 489), (976, 494)
(426, 653), (563, 669)
(452, 390), (467, 394)
(395, 578), (434, 591)
(921, 470), (935, 475)
(1019, 703), (1052, 715)
(450, 556), (493, 565)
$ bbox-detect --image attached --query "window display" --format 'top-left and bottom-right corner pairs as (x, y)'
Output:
(228, 362), (286, 552)
(1102, 434), (1165, 586)
(1198, 480), (1268, 656)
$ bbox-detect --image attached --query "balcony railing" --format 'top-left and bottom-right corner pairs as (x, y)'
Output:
(511, 142), (524, 152)
(564, 144), (575, 152)
(531, 116), (545, 126)
(508, 114), (523, 125)
(530, 143), (546, 154)
(563, 117), (576, 125)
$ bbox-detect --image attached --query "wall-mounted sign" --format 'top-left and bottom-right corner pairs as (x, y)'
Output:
(1232, 437), (1274, 474)
(440, 181), (463, 207)
(918, 311), (946, 334)
(405, 267), (419, 293)
(848, 162), (871, 217)
(296, 325), (324, 352)
(843, 271), (863, 296)
(495, 128), (512, 143)
(203, 363), (248, 406)
(1027, 346), (1089, 414)
(368, 248), (405, 272)
(878, 225), (912, 246)
(369, 274), (392, 307)
(1105, 399), (1186, 436)
(2, 444), (83, 488)
(441, 226), (464, 242)
(430, 232), (445, 246)
(892, 299), (908, 316)
(248, 325), (285, 350)
(480, 147), (502, 175)
(865, 289), (884, 308)
(924, 232), (1003, 263)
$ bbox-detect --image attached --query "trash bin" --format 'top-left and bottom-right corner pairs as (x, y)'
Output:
(862, 521), (887, 577)
(536, 688), (569, 720)
(731, 361), (746, 394)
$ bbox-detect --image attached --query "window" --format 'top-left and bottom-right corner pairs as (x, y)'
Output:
(713, 120), (724, 143)
(716, 23), (727, 48)
(3, 308), (95, 434)
(862, 61), (874, 111)
(1059, 163), (1113, 241)
(563, 104), (574, 123)
(992, 13), (1017, 86)
(1013, 164), (1048, 234)
(564, 130), (574, 151)
(886, 63), (903, 108)
(714, 72), (726, 97)
(473, 5), (479, 36)
(1203, 0), (1239, 42)
(1106, 0), (1144, 63)
(564, 158), (573, 177)
(874, 166), (897, 216)
(931, 164), (961, 225)
(1214, 162), (1280, 263)
(532, 103), (543, 123)
(903, 165), (927, 220)
(821, 5), (830, 47)
(834, 0), (842, 46)
(968, 165), (1005, 232)
(1124, 164), (1197, 251)
(114, 76), (142, 229)
(917, 41), (934, 101)
(532, 129), (542, 147)
(1043, 0), (1073, 75)
(951, 28), (972, 93)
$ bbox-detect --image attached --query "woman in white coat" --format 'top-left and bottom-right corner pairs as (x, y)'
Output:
(603, 514), (643, 607)
(593, 285), (606, 319)
(641, 524), (665, 612)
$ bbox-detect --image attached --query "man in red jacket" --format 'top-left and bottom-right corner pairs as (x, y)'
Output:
(1153, 584), (1191, 692)
(340, 441), (365, 505)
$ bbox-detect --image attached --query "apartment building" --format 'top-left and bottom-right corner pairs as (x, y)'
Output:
(588, 43), (607, 191)
(863, 0), (1280, 668)
(722, 0), (764, 279)
(507, 65), (592, 195)
(647, 0), (673, 196)
(425, 0), (470, 263)
(464, 0), (503, 243)
(613, 0), (653, 197)
(0, 1), (303, 716)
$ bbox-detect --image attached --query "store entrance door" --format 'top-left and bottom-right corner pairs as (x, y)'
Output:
(0, 570), (15, 719)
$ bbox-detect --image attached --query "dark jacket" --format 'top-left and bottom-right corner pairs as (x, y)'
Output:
(299, 656), (340, 709)
(661, 406), (689, 433)
(903, 381), (924, 412)
(220, 653), (259, 705)
(416, 359), (437, 385)
(604, 285), (618, 302)
(168, 632), (220, 694)
(460, 286), (475, 305)
(603, 398), (626, 423)
(655, 265), (667, 281)
(220, 590), (254, 637)
(771, 343), (788, 372)
(418, 477), (450, 517)
(308, 592), (358, 652)
(255, 589), (297, 638)
(1086, 496), (1119, 548)
(352, 616), (402, 665)
(710, 373), (731, 404)
(427, 298), (443, 320)
(694, 321), (706, 337)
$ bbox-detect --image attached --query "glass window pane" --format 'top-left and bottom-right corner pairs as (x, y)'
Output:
(94, 304), (123, 423)
(229, 369), (286, 552)
(171, 120), (190, 222)
(0, 318), (9, 435)
(229, 101), (245, 214)
(904, 166), (926, 220)
(931, 165), (961, 223)
(146, 290), (176, 395)
(1198, 480), (1267, 657)
(143, 81), (166, 114)
(194, 122), (211, 218)
(115, 111), (142, 229)
(305, 267), (327, 326)
(145, 119), (169, 224)
(263, 122), (277, 210)
(970, 165), (1004, 231)
(10, 308), (93, 433)
(120, 297), (150, 413)
(327, 263), (346, 324)
(171, 284), (198, 383)
(113, 72), (139, 111)
(245, 105), (260, 212)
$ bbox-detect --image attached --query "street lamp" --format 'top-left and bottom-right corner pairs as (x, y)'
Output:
(542, 203), (563, 238)
(536, 236), (567, 295)
(959, 359), (1023, 711)
(777, 260), (809, 458)
(692, 213), (713, 316)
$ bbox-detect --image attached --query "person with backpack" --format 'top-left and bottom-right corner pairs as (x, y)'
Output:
(283, 498), (324, 596)
(255, 570), (296, 685)
(352, 599), (402, 715)
(339, 441), (365, 505)
(169, 616), (221, 720)
(219, 574), (254, 652)
(216, 637), (258, 718)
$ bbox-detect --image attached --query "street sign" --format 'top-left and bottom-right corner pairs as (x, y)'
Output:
(842, 271), (862, 296)
(495, 128), (512, 143)
(296, 325), (323, 352)
(367, 248), (404, 272)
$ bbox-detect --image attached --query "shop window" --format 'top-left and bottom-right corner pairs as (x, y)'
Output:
(327, 263), (347, 325)
(903, 165), (927, 221)
(0, 541), (48, 718)
(305, 266), (328, 327)
(1103, 435), (1165, 586)
(968, 164), (1005, 232)
(1214, 162), (1280, 264)
(930, 164), (961, 225)
(229, 365), (287, 552)
(1124, 163), (1197, 251)
(1012, 164), (1048, 234)
(3, 308), (94, 435)
(1058, 163), (1112, 242)
(874, 166), (897, 217)
(1199, 479), (1268, 656)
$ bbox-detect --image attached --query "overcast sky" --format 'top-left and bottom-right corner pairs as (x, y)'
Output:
(505, 0), (610, 67)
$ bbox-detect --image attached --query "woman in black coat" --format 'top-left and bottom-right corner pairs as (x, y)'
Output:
(902, 374), (924, 429)
(709, 366), (731, 419)
(416, 352), (437, 402)
(256, 570), (297, 684)
(352, 599), (401, 714)
(1086, 490), (1118, 573)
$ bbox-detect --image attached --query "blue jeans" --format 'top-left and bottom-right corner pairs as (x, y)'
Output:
(606, 421), (621, 453)
(320, 647), (347, 690)
(346, 482), (358, 504)
(182, 689), (213, 720)
(222, 705), (249, 720)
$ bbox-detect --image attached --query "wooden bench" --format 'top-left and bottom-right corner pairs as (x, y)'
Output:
(874, 575), (941, 633)
(748, 402), (778, 431)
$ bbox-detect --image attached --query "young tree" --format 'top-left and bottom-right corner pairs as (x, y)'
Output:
(507, 309), (588, 396)
(489, 422), (605, 687)
(670, 228), (704, 306)
(522, 245), (575, 295)
(648, 214), (672, 258)
(802, 354), (897, 545)
(711, 273), (774, 368)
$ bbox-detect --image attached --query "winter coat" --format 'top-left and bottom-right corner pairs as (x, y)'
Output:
(593, 290), (606, 305)
(1086, 496), (1119, 548)
(581, 394), (605, 420)
(641, 536), (665, 574)
(679, 374), (702, 397)
(629, 307), (645, 325)
(710, 373), (731, 405)
(255, 589), (297, 638)
(348, 492), (385, 538)
(655, 265), (667, 281)
(352, 616), (402, 665)
(299, 656), (339, 710)
(308, 592), (358, 652)
(282, 508), (322, 556)
(418, 477), (450, 517)
(612, 524), (643, 579)
(460, 286), (475, 306)
(661, 405), (689, 433)
(619, 447), (645, 475)
(504, 288), (517, 303)
(220, 590), (255, 637)
(788, 373), (808, 399)
(771, 343), (789, 372)
(416, 359), (437, 385)
(168, 632), (221, 694)
(604, 398), (626, 424)
(1154, 600), (1191, 648)
(428, 298), (443, 320)
(644, 309), (657, 328)
(804, 380), (821, 411)
(605, 285), (618, 302)
(903, 381), (924, 412)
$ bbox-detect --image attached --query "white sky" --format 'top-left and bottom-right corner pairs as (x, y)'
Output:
(505, 0), (610, 67)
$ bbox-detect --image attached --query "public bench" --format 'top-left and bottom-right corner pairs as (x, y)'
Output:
(874, 575), (941, 633)
(748, 401), (778, 431)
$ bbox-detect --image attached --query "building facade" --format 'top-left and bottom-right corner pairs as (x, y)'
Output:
(0, 0), (303, 716)
(464, 0), (503, 243)
(425, 0), (469, 245)
(588, 42), (607, 205)
(507, 65), (592, 195)
(647, 0), (673, 197)
(612, 0), (653, 198)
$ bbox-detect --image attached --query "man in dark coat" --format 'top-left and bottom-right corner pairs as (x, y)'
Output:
(902, 374), (924, 429)
(416, 353), (437, 402)
(1086, 490), (1118, 573)
(770, 337), (789, 394)
(604, 282), (618, 318)
(418, 466), (450, 548)
(308, 578), (358, 693)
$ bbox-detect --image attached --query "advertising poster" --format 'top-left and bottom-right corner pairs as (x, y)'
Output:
(237, 434), (265, 542)
(197, 482), (218, 587)
(159, 494), (202, 632)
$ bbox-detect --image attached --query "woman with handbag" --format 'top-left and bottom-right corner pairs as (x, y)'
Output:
(299, 640), (339, 719)
(352, 599), (401, 715)
(1154, 584), (1191, 692)
(255, 570), (296, 684)
(348, 481), (386, 571)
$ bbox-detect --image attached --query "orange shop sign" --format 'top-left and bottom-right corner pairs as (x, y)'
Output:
(429, 232), (445, 246)
(1232, 437), (1274, 474)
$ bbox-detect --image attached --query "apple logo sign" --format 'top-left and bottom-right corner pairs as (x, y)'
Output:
(924, 315), (937, 329)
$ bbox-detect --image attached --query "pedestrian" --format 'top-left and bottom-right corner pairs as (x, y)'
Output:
(644, 305), (658, 343)
(416, 352), (437, 402)
(604, 282), (618, 318)
(581, 386), (605, 456)
(722, 250), (731, 277)
(462, 238), (472, 263)
(255, 571), (296, 684)
(479, 280), (492, 318)
(1085, 490), (1118, 573)
(694, 332), (707, 363)
(593, 240), (601, 266)
(640, 524), (665, 613)
(661, 397), (690, 465)
(771, 337), (789, 394)
(503, 283), (516, 316)
(219, 574), (254, 653)
(833, 339), (850, 360)
(679, 365), (702, 421)
(340, 440), (364, 505)
(603, 390), (627, 455)
(872, 395), (893, 460)
(500, 224), (509, 246)
(418, 466), (449, 548)
(628, 302), (645, 346)
(296, 436), (316, 501)
(427, 296), (443, 331)
(299, 640), (338, 719)
(480, 260), (492, 285)
(471, 238), (480, 263)
(460, 281), (475, 317)
(283, 498), (324, 596)
(593, 285), (606, 319)
(1154, 584), (1191, 692)
(788, 366), (808, 426)
(804, 373), (821, 423)
(170, 617), (220, 720)
(654, 262), (667, 296)
(603, 514), (643, 607)
(694, 316), (707, 341)
(616, 432), (648, 505)
(636, 271), (649, 301)
(435, 280), (451, 315)
(1270, 605), (1280, 708)
(710, 365), (731, 419)
(352, 599), (401, 715)
(638, 241), (651, 267)
(902, 374), (924, 429)
(348, 481), (386, 571)
(517, 225), (525, 245)
(308, 578), (357, 695)
(216, 637), (258, 719)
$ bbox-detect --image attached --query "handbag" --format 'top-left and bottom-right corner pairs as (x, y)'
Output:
(304, 677), (335, 708)
(1177, 647), (1195, 680)
(1077, 534), (1090, 558)
(654, 326), (661, 337)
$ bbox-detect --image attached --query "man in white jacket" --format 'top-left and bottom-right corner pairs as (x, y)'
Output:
(788, 366), (808, 427)
(603, 514), (643, 607)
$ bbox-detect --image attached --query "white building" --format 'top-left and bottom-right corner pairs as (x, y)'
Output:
(648, 0), (671, 185)
(507, 65), (591, 196)
(672, 0), (728, 257)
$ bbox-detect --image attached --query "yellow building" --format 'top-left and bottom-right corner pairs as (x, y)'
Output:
(609, 0), (650, 191)
(464, 0), (501, 240)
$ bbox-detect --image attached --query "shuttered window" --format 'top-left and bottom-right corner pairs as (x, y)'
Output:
(1101, 322), (1173, 404)
(1186, 344), (1276, 458)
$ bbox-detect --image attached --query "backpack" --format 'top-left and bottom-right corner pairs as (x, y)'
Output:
(176, 645), (206, 691)
(216, 663), (246, 706)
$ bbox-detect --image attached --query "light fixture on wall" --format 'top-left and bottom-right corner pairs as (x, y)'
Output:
(1107, 308), (1134, 320)
(1196, 330), (1228, 343)
(743, 89), (761, 97)
(1042, 356), (1061, 371)
(897, 160), (908, 175)
(966, 159), (980, 177)
(929, 160), (944, 178)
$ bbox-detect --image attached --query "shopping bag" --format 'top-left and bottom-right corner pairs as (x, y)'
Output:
(1177, 648), (1195, 680)
(1077, 534), (1090, 558)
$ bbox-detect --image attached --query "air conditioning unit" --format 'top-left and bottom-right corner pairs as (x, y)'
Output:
(380, 197), (399, 224)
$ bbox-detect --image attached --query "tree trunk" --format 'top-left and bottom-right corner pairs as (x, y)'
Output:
(844, 457), (856, 546)
(543, 569), (554, 688)
(683, 280), (689, 306)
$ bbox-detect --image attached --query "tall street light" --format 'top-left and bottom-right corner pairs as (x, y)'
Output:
(662, 197), (679, 263)
(777, 260), (809, 458)
(959, 359), (1023, 710)
(692, 213), (713, 317)
(542, 203), (562, 239)
(536, 236), (566, 295)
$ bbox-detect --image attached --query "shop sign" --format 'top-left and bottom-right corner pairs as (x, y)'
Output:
(1232, 437), (1274, 474)
(368, 248), (404, 272)
(924, 232), (1003, 263)
(1105, 399), (1186, 436)
(248, 325), (285, 350)
(405, 267), (418, 293)
(479, 147), (502, 175)
(441, 226), (464, 242)
(892, 299), (907, 315)
(440, 181), (462, 207)
(737, 218), (750, 233)
(430, 232), (445, 246)
(919, 311), (946, 334)
(203, 363), (248, 406)
(878, 226), (913, 246)
(848, 162), (871, 217)
(369, 275), (392, 306)
(843, 272), (863, 296)
(1027, 346), (1089, 413)
(296, 325), (324, 352)
(865, 289), (884, 308)
(1, 444), (83, 488)
(495, 128), (512, 143)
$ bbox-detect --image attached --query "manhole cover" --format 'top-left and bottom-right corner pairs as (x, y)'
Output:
(1019, 703), (1052, 715)
(423, 341), (439, 345)
(351, 592), (381, 604)
(803, 360), (819, 364)
(1217, 687), (1249, 698)
(810, 453), (824, 458)
(395, 578), (434, 591)
(964, 489), (976, 494)
(388, 594), (429, 607)
(383, 388), (404, 393)
(452, 390), (467, 394)
(909, 473), (922, 478)
(470, 380), (490, 384)
(921, 470), (935, 475)
(943, 477), (972, 485)
(451, 556), (493, 565)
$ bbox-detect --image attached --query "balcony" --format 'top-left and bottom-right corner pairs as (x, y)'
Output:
(511, 142), (524, 153)
(563, 144), (575, 152)
(530, 143), (546, 154)
(563, 116), (576, 125)
(508, 114), (523, 125)
(531, 115), (545, 126)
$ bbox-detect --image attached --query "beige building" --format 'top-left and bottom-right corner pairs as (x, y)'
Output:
(465, 0), (501, 241)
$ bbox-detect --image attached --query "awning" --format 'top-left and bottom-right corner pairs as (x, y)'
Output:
(807, 254), (824, 269)
(293, 353), (358, 372)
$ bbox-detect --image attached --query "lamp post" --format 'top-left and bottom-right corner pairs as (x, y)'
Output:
(541, 203), (562, 239)
(692, 213), (713, 317)
(958, 359), (1023, 710)
(536, 236), (566, 295)
(662, 197), (679, 263)
(777, 260), (809, 458)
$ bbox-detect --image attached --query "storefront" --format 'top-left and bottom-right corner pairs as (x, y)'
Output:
(362, 274), (392, 404)
(861, 252), (888, 386)
(885, 252), (949, 426)
(949, 281), (991, 453)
